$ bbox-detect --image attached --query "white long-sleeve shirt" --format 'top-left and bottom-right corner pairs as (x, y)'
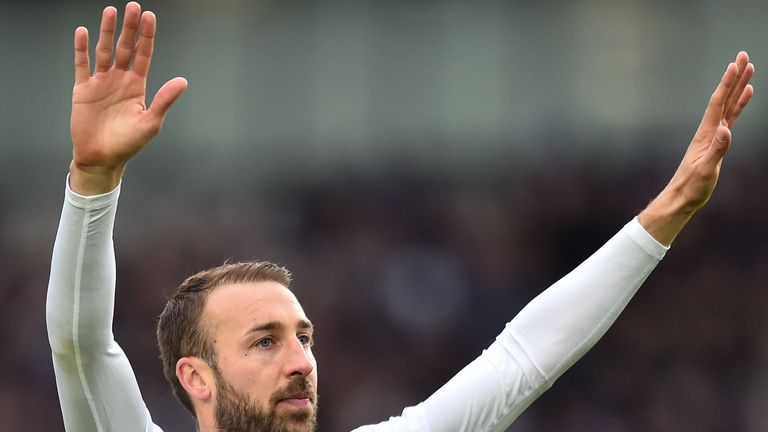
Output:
(47, 180), (668, 432)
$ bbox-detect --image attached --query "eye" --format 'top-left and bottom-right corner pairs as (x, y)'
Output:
(298, 334), (313, 347)
(255, 337), (274, 349)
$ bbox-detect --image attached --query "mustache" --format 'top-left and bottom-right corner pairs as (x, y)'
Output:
(270, 376), (317, 405)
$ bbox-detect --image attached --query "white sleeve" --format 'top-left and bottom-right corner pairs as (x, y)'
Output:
(352, 218), (668, 432)
(46, 178), (162, 432)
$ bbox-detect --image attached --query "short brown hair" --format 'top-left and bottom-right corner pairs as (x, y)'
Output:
(156, 261), (292, 415)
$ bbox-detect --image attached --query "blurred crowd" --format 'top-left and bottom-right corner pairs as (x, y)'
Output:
(2, 143), (768, 431)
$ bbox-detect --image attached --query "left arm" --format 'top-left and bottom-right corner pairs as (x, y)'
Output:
(351, 51), (755, 432)
(353, 217), (666, 432)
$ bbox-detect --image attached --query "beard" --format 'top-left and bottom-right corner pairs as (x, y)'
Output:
(214, 370), (318, 432)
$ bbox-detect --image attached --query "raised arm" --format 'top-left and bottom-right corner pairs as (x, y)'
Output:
(47, 3), (186, 430)
(354, 52), (755, 432)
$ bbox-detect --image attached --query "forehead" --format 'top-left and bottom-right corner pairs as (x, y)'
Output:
(202, 281), (308, 333)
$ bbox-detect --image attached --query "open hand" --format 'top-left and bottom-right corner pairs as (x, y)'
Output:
(667, 51), (754, 210)
(639, 51), (754, 245)
(70, 2), (187, 194)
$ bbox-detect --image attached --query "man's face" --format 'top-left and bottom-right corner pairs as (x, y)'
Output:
(202, 281), (318, 431)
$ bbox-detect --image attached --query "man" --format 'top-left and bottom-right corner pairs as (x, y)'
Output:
(46, 2), (755, 432)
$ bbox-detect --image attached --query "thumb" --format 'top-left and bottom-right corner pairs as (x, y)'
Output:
(702, 125), (732, 170)
(711, 126), (732, 156)
(148, 77), (189, 119)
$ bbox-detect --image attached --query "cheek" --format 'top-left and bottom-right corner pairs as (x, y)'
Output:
(230, 365), (277, 407)
(221, 355), (271, 390)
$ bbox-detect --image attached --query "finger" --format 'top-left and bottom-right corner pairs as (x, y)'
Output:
(700, 62), (738, 129)
(726, 84), (754, 129)
(725, 62), (754, 125)
(721, 52), (750, 119)
(94, 6), (117, 73)
(131, 11), (156, 78)
(147, 77), (189, 125)
(735, 50), (750, 70)
(114, 2), (142, 70)
(74, 26), (90, 84)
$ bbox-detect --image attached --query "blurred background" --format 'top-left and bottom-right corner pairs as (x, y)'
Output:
(2, 0), (768, 430)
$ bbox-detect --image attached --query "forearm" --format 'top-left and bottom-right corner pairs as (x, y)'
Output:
(46, 176), (121, 352)
(506, 217), (666, 382)
(353, 219), (667, 432)
(46, 178), (157, 431)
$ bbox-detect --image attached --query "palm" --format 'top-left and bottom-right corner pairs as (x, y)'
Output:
(71, 2), (187, 170)
(72, 70), (152, 167)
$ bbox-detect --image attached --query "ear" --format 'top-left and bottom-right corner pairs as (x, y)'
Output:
(176, 356), (214, 403)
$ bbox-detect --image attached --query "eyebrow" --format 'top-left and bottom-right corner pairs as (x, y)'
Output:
(243, 319), (314, 337)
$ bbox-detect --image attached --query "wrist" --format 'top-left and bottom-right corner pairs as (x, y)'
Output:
(637, 188), (697, 247)
(69, 161), (126, 196)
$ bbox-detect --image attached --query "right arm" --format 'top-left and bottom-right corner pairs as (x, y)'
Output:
(47, 178), (162, 431)
(46, 3), (186, 430)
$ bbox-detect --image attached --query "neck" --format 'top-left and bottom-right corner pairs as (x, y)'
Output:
(194, 406), (217, 432)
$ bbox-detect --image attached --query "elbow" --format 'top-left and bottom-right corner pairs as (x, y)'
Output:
(47, 319), (111, 358)
(46, 314), (76, 358)
(46, 301), (72, 355)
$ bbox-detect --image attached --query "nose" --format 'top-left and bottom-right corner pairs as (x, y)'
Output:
(283, 337), (315, 378)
